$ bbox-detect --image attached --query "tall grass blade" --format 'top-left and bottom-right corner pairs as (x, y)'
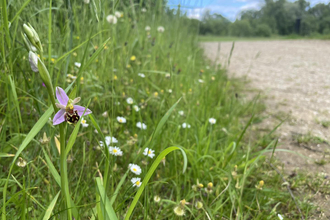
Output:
(43, 191), (60, 220)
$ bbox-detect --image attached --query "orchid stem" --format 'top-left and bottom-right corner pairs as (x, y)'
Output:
(59, 123), (72, 219)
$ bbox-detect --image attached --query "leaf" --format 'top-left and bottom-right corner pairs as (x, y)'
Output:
(95, 177), (119, 220)
(54, 136), (60, 154)
(41, 147), (61, 186)
(0, 153), (15, 158)
(43, 191), (60, 220)
(8, 75), (23, 125)
(150, 98), (181, 142)
(124, 146), (187, 220)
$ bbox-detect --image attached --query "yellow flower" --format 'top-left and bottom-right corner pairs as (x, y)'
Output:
(80, 77), (84, 81)
(160, 89), (164, 93)
(126, 64), (131, 68)
(114, 75), (118, 80)
(130, 55), (136, 61)
(153, 92), (158, 97)
(75, 36), (80, 39)
(51, 58), (55, 63)
(256, 180), (264, 190)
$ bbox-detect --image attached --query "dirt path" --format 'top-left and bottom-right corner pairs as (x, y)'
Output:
(202, 40), (330, 218)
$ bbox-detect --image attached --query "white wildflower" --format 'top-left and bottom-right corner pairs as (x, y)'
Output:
(129, 163), (142, 175)
(131, 177), (142, 187)
(143, 148), (155, 158)
(117, 116), (127, 123)
(209, 118), (216, 124)
(157, 26), (165, 33)
(81, 118), (89, 127)
(126, 97), (134, 104)
(136, 122), (147, 130)
(145, 26), (151, 31)
(182, 123), (191, 129)
(138, 73), (145, 78)
(133, 105), (140, 112)
(106, 15), (117, 24)
(108, 146), (123, 156)
(114, 11), (122, 18)
(178, 111), (184, 116)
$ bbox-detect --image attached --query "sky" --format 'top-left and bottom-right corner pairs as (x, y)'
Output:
(167, 0), (330, 21)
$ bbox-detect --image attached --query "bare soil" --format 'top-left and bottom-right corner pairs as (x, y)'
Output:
(201, 40), (330, 218)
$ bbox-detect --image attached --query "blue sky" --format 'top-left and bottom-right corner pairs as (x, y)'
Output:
(167, 0), (330, 21)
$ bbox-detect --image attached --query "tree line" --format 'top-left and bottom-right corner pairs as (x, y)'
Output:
(198, 0), (330, 37)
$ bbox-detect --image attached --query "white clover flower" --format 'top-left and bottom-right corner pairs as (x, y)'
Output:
(168, 89), (172, 93)
(117, 116), (127, 123)
(198, 79), (204, 83)
(182, 123), (191, 129)
(157, 26), (165, 33)
(145, 26), (151, 31)
(129, 163), (142, 175)
(143, 148), (155, 158)
(141, 8), (147, 13)
(138, 73), (145, 78)
(131, 177), (142, 187)
(133, 105), (140, 112)
(106, 15), (117, 24)
(178, 111), (184, 116)
(126, 97), (134, 104)
(108, 146), (123, 156)
(74, 62), (81, 68)
(114, 11), (122, 18)
(136, 122), (147, 130)
(209, 118), (216, 124)
(81, 118), (89, 127)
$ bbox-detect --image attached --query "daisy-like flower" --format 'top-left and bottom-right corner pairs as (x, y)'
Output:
(106, 15), (117, 24)
(131, 177), (142, 187)
(209, 118), (216, 124)
(143, 148), (155, 158)
(129, 163), (142, 175)
(138, 73), (145, 78)
(178, 110), (184, 116)
(136, 122), (147, 130)
(108, 146), (123, 156)
(168, 89), (172, 93)
(145, 26), (151, 31)
(105, 136), (118, 145)
(182, 123), (191, 129)
(126, 97), (134, 104)
(74, 62), (81, 68)
(198, 79), (204, 83)
(53, 87), (92, 125)
(117, 116), (126, 123)
(133, 105), (140, 112)
(141, 8), (147, 13)
(157, 26), (165, 33)
(114, 11), (122, 18)
(81, 118), (89, 127)
(130, 55), (136, 61)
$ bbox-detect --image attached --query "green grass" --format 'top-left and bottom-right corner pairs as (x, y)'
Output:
(0, 0), (319, 219)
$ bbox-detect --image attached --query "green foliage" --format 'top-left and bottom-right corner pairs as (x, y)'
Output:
(255, 24), (272, 37)
(0, 0), (316, 219)
(229, 20), (253, 37)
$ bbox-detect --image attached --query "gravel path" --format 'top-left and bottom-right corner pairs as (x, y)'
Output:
(202, 40), (330, 218)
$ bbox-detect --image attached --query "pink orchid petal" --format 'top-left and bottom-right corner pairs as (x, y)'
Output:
(74, 105), (92, 116)
(56, 87), (69, 105)
(53, 109), (66, 125)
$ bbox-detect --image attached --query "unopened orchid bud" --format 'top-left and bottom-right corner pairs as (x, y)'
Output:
(23, 23), (43, 52)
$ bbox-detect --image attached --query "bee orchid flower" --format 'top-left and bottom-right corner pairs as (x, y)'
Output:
(53, 87), (92, 125)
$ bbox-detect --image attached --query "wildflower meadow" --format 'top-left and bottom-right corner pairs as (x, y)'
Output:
(0, 0), (317, 219)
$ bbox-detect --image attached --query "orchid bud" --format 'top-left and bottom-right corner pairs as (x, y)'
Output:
(23, 23), (43, 52)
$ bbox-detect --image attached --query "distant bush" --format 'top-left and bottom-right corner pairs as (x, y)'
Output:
(255, 24), (272, 37)
(229, 20), (253, 37)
